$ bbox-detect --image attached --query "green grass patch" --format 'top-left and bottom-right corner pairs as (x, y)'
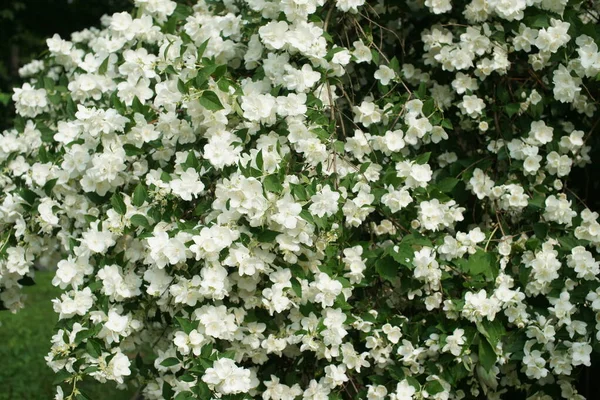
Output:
(0, 270), (134, 400)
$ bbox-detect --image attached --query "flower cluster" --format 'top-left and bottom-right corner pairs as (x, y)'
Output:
(1, 0), (600, 399)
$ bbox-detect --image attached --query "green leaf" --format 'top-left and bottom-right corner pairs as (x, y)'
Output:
(197, 39), (210, 60)
(74, 327), (96, 343)
(212, 64), (228, 81)
(201, 343), (213, 359)
(179, 374), (195, 383)
(401, 233), (433, 247)
(75, 393), (91, 400)
(533, 223), (548, 239)
(527, 13), (550, 28)
(371, 48), (380, 65)
(505, 103), (520, 118)
(478, 337), (497, 371)
(38, 146), (49, 163)
(436, 177), (458, 193)
(406, 376), (421, 390)
(176, 317), (196, 334)
(441, 119), (453, 130)
(199, 90), (224, 111)
(195, 64), (217, 88)
(86, 339), (102, 358)
(390, 56), (400, 73)
(48, 92), (62, 105)
(184, 151), (199, 170)
(256, 229), (279, 243)
(558, 236), (580, 251)
(163, 383), (175, 399)
(174, 392), (193, 400)
(263, 174), (283, 194)
(133, 184), (148, 207)
(52, 370), (73, 385)
(376, 256), (398, 281)
(333, 140), (345, 153)
(110, 92), (124, 115)
(82, 366), (99, 374)
(256, 149), (264, 171)
(416, 82), (427, 99)
(43, 77), (55, 91)
(123, 143), (145, 156)
(43, 178), (58, 196)
(110, 192), (127, 215)
(98, 57), (109, 75)
(291, 278), (302, 298)
(468, 250), (493, 276)
(37, 123), (55, 142)
(160, 357), (180, 367)
(414, 152), (431, 164)
(477, 319), (506, 347)
(457, 249), (496, 280)
(359, 162), (371, 174)
(130, 214), (150, 229)
(14, 117), (26, 133)
(217, 78), (231, 93)
(177, 78), (188, 94)
(390, 243), (414, 268)
(528, 193), (545, 209)
(422, 98), (435, 116)
(424, 380), (445, 395)
(194, 381), (211, 398)
(20, 188), (39, 205)
(291, 183), (309, 201)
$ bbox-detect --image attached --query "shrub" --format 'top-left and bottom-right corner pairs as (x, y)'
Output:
(1, 0), (600, 399)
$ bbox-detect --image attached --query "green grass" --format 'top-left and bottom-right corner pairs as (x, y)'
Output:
(0, 270), (134, 400)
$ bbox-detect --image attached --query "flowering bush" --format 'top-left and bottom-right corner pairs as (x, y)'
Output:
(1, 0), (600, 398)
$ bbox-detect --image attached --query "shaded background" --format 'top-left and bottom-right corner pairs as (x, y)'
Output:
(0, 1), (599, 399)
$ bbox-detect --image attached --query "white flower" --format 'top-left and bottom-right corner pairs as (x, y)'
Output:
(570, 342), (592, 366)
(194, 305), (238, 340)
(382, 324), (402, 344)
(202, 358), (255, 395)
(425, 0), (452, 14)
(81, 223), (116, 254)
(458, 94), (485, 118)
(567, 246), (600, 280)
(529, 121), (553, 144)
(543, 194), (576, 226)
(312, 273), (343, 308)
(383, 129), (405, 152)
(241, 93), (276, 124)
(106, 351), (131, 384)
(553, 65), (581, 103)
(12, 83), (49, 118)
(353, 39), (372, 63)
(170, 168), (205, 201)
(259, 21), (289, 49)
(381, 186), (413, 213)
(374, 65), (396, 85)
(323, 364), (348, 388)
(442, 328), (466, 356)
(353, 101), (382, 127)
(390, 380), (416, 400)
(309, 185), (340, 218)
(335, 0), (366, 12)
